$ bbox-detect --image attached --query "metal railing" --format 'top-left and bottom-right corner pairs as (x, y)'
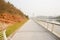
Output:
(37, 19), (60, 38)
(0, 23), (7, 40)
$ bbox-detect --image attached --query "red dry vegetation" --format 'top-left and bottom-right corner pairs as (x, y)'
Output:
(0, 13), (24, 24)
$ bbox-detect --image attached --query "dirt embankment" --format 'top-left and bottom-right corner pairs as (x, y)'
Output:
(0, 12), (26, 31)
(0, 0), (29, 31)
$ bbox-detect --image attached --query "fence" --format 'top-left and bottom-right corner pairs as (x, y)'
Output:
(0, 23), (8, 40)
(36, 19), (60, 38)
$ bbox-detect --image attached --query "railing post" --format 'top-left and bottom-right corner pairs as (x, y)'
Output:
(0, 30), (7, 40)
(3, 30), (7, 40)
(0, 23), (7, 40)
(51, 23), (54, 32)
(47, 23), (49, 29)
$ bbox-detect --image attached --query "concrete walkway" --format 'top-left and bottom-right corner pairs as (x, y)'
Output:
(11, 19), (59, 40)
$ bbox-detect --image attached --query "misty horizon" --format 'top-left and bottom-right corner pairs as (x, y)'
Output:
(5, 0), (60, 17)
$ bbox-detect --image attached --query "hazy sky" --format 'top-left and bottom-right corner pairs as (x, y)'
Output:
(5, 0), (60, 17)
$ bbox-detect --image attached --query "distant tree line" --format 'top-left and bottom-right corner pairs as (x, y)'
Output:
(55, 16), (60, 22)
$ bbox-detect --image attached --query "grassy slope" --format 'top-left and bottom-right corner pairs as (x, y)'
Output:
(6, 18), (28, 37)
(0, 0), (29, 38)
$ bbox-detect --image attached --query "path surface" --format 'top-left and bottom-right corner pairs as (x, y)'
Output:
(11, 19), (59, 40)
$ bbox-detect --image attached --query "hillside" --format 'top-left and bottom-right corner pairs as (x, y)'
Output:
(0, 0), (29, 38)
(0, 0), (28, 24)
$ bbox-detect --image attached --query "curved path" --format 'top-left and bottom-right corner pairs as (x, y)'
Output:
(11, 19), (59, 40)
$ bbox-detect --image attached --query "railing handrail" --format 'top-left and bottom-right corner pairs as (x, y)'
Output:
(38, 20), (60, 26)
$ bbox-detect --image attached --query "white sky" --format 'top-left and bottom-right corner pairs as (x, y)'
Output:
(5, 0), (60, 17)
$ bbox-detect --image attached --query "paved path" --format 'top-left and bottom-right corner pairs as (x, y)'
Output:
(11, 19), (59, 40)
